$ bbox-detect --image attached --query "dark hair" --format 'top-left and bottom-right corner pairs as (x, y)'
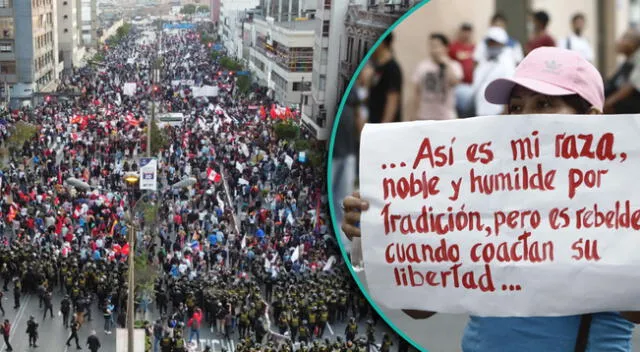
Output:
(506, 94), (592, 114)
(383, 32), (393, 47)
(533, 11), (550, 28)
(572, 13), (585, 23)
(491, 13), (506, 24)
(562, 94), (593, 114)
(430, 33), (449, 47)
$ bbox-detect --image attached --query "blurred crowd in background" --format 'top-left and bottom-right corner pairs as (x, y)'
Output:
(332, 9), (640, 248)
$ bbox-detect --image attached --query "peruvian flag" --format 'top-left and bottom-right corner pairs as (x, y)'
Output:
(206, 168), (222, 183)
(125, 113), (140, 126)
(270, 105), (277, 120)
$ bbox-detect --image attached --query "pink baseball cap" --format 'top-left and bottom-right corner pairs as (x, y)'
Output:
(485, 47), (604, 110)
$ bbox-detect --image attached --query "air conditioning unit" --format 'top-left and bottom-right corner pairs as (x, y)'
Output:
(384, 0), (402, 5)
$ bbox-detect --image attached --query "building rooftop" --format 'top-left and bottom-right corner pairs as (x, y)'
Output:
(254, 14), (317, 32)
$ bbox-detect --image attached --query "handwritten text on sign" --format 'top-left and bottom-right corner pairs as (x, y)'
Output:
(359, 115), (640, 316)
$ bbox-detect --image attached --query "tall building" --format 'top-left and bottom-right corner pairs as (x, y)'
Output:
(211, 0), (221, 24)
(0, 0), (62, 100)
(299, 0), (417, 140)
(219, 0), (259, 57)
(57, 0), (86, 71)
(78, 0), (97, 48)
(248, 13), (315, 106)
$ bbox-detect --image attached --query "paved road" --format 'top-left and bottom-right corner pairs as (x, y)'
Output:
(0, 292), (115, 352)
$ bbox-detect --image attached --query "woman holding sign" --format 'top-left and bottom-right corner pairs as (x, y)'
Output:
(341, 46), (637, 352)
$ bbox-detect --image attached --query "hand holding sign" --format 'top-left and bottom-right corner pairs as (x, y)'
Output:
(358, 115), (640, 317)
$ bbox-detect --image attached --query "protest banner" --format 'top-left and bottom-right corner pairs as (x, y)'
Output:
(359, 115), (640, 316)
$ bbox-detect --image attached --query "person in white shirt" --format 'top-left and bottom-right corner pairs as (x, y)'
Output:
(558, 13), (594, 63)
(472, 26), (518, 116)
(474, 13), (524, 67)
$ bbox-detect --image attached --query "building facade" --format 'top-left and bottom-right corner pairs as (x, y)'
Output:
(211, 0), (220, 24)
(78, 0), (97, 48)
(0, 0), (62, 100)
(300, 0), (356, 140)
(57, 0), (86, 71)
(297, 0), (416, 140)
(248, 15), (315, 106)
(219, 0), (259, 57)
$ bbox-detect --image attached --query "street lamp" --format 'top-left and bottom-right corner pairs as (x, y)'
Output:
(123, 172), (139, 352)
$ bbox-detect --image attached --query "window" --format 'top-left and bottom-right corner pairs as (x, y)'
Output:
(321, 48), (328, 65)
(357, 39), (362, 63)
(346, 37), (354, 63)
(64, 28), (68, 33)
(0, 0), (9, 8)
(322, 20), (330, 37)
(324, 0), (331, 9)
(0, 43), (11, 53)
(292, 81), (311, 92)
(318, 75), (326, 90)
(64, 15), (68, 20)
(63, 1), (67, 5)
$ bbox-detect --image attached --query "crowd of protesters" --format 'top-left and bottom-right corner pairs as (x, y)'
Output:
(0, 23), (406, 352)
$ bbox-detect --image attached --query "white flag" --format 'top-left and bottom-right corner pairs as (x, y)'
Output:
(291, 246), (300, 262)
(323, 256), (336, 271)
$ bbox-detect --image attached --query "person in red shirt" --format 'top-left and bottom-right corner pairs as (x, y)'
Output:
(526, 11), (556, 54)
(449, 23), (476, 118)
(449, 23), (475, 84)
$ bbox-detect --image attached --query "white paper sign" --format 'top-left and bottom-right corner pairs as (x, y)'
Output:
(139, 158), (158, 191)
(359, 115), (640, 317)
(123, 82), (137, 96)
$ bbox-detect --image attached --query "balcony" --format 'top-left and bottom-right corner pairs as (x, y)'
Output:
(339, 60), (356, 77)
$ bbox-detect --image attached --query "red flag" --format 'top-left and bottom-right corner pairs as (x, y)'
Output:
(270, 105), (277, 120)
(259, 106), (266, 119)
(207, 168), (222, 183)
(125, 113), (140, 126)
(285, 107), (292, 119)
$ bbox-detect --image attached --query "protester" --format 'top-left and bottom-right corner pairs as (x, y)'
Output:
(558, 13), (594, 62)
(472, 26), (517, 116)
(526, 10), (556, 54)
(474, 13), (524, 66)
(87, 330), (101, 352)
(2, 319), (11, 351)
(449, 23), (476, 118)
(604, 28), (640, 113)
(341, 47), (640, 352)
(411, 33), (463, 120)
(366, 33), (403, 123)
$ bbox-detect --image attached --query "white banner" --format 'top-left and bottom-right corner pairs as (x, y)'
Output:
(123, 82), (137, 96)
(139, 158), (158, 191)
(359, 115), (640, 316)
(191, 85), (219, 97)
(284, 155), (294, 169)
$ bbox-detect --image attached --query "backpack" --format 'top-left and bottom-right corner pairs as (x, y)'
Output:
(3, 323), (9, 336)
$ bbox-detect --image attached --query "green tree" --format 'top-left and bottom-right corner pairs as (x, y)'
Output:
(274, 122), (299, 140)
(180, 4), (197, 15)
(5, 121), (37, 155)
(236, 75), (251, 95)
(148, 120), (169, 155)
(197, 5), (210, 13)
